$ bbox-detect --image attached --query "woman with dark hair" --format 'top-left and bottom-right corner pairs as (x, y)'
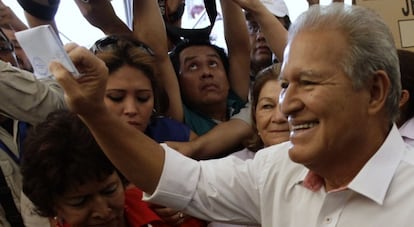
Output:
(22, 110), (205, 227)
(21, 35), (206, 227)
(244, 63), (289, 152)
(91, 35), (197, 142)
(22, 110), (127, 227)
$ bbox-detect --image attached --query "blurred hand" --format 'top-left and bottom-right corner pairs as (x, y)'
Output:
(228, 0), (265, 13)
(307, 0), (320, 6)
(149, 204), (188, 226)
(49, 43), (108, 116)
(0, 1), (28, 31)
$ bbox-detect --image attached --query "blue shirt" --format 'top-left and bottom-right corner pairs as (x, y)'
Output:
(146, 116), (191, 143)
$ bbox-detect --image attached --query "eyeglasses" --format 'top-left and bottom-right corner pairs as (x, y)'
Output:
(0, 29), (13, 52)
(90, 35), (155, 56)
(0, 41), (13, 52)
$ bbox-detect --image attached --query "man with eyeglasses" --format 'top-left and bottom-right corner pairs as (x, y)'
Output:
(0, 28), (18, 68)
(245, 0), (290, 83)
(1, 28), (33, 72)
(0, 27), (52, 227)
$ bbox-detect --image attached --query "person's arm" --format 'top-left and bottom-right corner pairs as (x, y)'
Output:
(231, 0), (287, 61)
(50, 44), (164, 193)
(74, 0), (131, 35)
(221, 0), (251, 102)
(17, 0), (60, 35)
(167, 118), (253, 160)
(0, 1), (28, 31)
(50, 44), (266, 224)
(132, 0), (184, 121)
(0, 61), (65, 125)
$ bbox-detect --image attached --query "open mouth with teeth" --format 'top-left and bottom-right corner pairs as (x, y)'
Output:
(290, 122), (319, 131)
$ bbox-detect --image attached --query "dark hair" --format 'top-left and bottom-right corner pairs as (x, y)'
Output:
(92, 35), (169, 115)
(169, 39), (230, 77)
(244, 64), (281, 152)
(22, 110), (120, 217)
(398, 49), (414, 124)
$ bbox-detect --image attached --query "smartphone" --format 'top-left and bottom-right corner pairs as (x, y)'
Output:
(15, 25), (81, 79)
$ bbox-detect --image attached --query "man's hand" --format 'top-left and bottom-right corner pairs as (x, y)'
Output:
(0, 1), (28, 31)
(229, 0), (266, 14)
(49, 43), (108, 117)
(149, 204), (188, 226)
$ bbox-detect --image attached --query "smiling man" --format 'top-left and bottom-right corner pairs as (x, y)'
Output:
(51, 3), (414, 227)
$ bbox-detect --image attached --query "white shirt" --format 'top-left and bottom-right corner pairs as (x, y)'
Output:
(145, 125), (414, 226)
(399, 117), (414, 146)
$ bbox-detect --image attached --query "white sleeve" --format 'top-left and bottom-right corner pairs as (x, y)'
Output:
(144, 143), (262, 225)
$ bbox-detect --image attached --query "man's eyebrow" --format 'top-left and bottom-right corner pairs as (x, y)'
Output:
(207, 53), (220, 59)
(183, 55), (197, 65)
(183, 53), (220, 65)
(279, 69), (321, 80)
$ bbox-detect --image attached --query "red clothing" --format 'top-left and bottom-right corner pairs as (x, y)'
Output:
(58, 187), (207, 227)
(125, 187), (208, 227)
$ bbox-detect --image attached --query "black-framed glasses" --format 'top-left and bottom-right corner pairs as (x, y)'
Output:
(90, 35), (155, 56)
(0, 29), (13, 52)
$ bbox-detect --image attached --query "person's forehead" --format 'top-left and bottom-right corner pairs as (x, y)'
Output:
(180, 45), (220, 60)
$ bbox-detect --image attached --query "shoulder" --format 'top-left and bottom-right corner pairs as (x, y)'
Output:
(147, 116), (191, 142)
(227, 90), (247, 116)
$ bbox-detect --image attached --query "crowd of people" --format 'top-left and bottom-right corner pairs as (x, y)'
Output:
(0, 0), (413, 226)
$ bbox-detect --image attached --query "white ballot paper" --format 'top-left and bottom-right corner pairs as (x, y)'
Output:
(15, 25), (80, 79)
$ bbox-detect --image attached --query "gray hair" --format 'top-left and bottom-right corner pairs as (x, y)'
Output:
(288, 3), (401, 123)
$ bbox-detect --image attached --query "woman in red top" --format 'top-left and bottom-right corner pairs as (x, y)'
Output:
(21, 111), (207, 227)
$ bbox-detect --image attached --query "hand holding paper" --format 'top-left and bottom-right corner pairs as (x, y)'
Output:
(15, 25), (81, 78)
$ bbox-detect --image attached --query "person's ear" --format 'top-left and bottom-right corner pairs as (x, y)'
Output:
(399, 89), (410, 108)
(367, 70), (391, 116)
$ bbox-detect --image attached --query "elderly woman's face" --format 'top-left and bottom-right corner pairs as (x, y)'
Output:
(55, 172), (126, 227)
(255, 80), (290, 146)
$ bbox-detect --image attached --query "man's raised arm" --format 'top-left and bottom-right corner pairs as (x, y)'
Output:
(50, 43), (165, 194)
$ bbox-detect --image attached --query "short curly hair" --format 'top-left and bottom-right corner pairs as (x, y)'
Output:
(21, 110), (118, 217)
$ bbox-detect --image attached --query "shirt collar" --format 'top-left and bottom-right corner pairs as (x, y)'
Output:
(290, 125), (406, 205)
(347, 124), (405, 205)
(399, 117), (414, 140)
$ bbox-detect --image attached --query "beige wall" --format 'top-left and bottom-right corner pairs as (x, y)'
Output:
(356, 0), (414, 51)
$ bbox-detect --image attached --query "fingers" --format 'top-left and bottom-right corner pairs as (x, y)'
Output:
(64, 42), (80, 53)
(49, 61), (79, 99)
(152, 206), (177, 216)
(49, 44), (109, 115)
(161, 211), (187, 226)
(150, 205), (187, 226)
(65, 44), (108, 76)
